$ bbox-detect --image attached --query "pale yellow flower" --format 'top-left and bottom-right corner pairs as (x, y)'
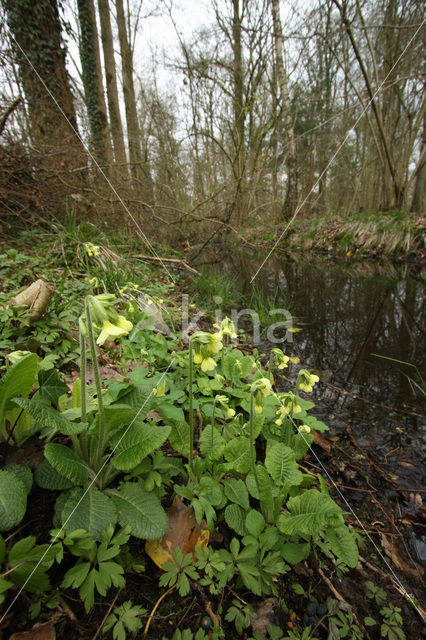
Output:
(201, 357), (216, 372)
(208, 332), (223, 354)
(116, 315), (133, 332)
(96, 320), (128, 345)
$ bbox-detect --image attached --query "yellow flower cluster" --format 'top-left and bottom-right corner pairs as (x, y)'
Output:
(250, 377), (273, 414)
(84, 242), (100, 257)
(192, 330), (224, 372)
(275, 392), (302, 425)
(215, 394), (236, 418)
(214, 317), (237, 340)
(271, 348), (300, 370)
(80, 294), (133, 346)
(298, 369), (320, 393)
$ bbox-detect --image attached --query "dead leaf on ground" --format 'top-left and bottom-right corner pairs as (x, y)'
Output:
(9, 620), (56, 640)
(380, 533), (424, 578)
(313, 431), (331, 453)
(145, 496), (209, 569)
(251, 598), (280, 635)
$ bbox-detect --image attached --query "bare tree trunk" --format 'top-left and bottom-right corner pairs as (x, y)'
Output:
(232, 0), (246, 224)
(115, 0), (144, 193)
(77, 0), (113, 168)
(332, 0), (403, 208)
(411, 111), (426, 213)
(4, 0), (85, 166)
(270, 0), (297, 219)
(98, 0), (127, 168)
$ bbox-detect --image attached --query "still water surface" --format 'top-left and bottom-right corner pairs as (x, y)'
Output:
(207, 252), (425, 484)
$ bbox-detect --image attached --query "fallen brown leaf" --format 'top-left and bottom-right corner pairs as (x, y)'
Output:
(145, 496), (209, 569)
(251, 598), (280, 635)
(380, 533), (424, 578)
(313, 431), (331, 453)
(10, 621), (56, 640)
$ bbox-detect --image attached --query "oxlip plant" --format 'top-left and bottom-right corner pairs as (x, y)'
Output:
(13, 293), (172, 541)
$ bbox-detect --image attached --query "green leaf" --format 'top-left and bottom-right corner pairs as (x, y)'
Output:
(245, 510), (265, 537)
(225, 503), (248, 536)
(224, 437), (251, 473)
(61, 488), (117, 540)
(9, 561), (51, 593)
(302, 414), (329, 432)
(281, 542), (311, 564)
(0, 470), (27, 531)
(112, 422), (170, 471)
(8, 539), (55, 593)
(293, 433), (314, 461)
(119, 380), (154, 418)
(79, 570), (96, 612)
(168, 420), (190, 457)
(364, 617), (376, 627)
(109, 482), (167, 539)
(38, 369), (68, 407)
(199, 425), (225, 460)
(278, 490), (343, 536)
(4, 463), (32, 494)
(35, 458), (74, 490)
(265, 442), (303, 487)
(223, 478), (250, 510)
(238, 562), (261, 595)
(325, 525), (359, 568)
(0, 353), (38, 424)
(62, 562), (91, 589)
(93, 405), (137, 441)
(13, 398), (83, 435)
(157, 403), (185, 424)
(0, 536), (5, 564)
(44, 443), (91, 486)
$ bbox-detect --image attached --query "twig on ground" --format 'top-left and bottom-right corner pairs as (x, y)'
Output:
(92, 590), (121, 640)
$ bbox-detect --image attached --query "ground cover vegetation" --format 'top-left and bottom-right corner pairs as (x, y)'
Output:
(0, 226), (421, 639)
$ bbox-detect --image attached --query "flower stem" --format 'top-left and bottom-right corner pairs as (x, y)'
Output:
(79, 328), (89, 462)
(188, 339), (194, 473)
(249, 391), (260, 495)
(80, 329), (87, 423)
(86, 302), (106, 469)
(211, 396), (218, 455)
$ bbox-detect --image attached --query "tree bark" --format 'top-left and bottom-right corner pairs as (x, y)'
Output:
(4, 0), (86, 175)
(77, 0), (113, 169)
(115, 0), (144, 193)
(270, 0), (298, 219)
(98, 0), (127, 168)
(411, 111), (426, 213)
(231, 0), (246, 224)
(332, 0), (403, 208)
